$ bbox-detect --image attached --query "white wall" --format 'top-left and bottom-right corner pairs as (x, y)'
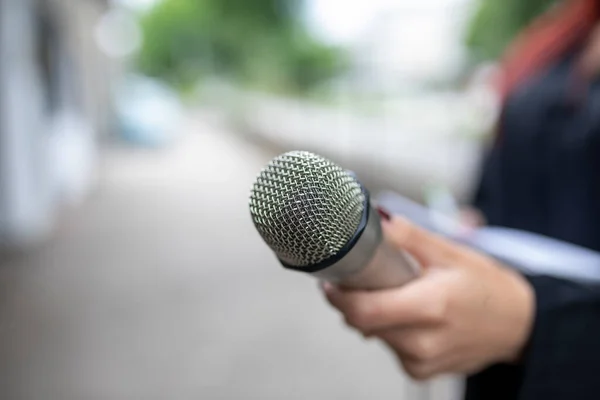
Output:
(0, 0), (109, 248)
(0, 0), (55, 246)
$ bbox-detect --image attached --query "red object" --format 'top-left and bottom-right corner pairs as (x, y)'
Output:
(376, 206), (392, 222)
(495, 0), (600, 104)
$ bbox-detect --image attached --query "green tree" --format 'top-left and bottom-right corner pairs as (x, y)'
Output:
(136, 0), (346, 95)
(466, 0), (557, 61)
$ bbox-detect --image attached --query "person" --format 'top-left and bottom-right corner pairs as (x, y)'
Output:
(321, 0), (600, 399)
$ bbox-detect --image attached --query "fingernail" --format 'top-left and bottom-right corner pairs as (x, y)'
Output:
(377, 206), (392, 221)
(320, 281), (333, 293)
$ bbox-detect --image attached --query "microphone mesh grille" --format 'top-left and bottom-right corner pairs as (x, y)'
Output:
(249, 151), (365, 267)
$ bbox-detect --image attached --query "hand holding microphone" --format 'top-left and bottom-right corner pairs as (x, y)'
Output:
(323, 216), (534, 380)
(249, 150), (534, 380)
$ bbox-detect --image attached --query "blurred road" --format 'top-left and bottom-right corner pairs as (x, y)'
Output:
(0, 111), (458, 400)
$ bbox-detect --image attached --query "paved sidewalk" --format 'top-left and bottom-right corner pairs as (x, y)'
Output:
(0, 111), (461, 399)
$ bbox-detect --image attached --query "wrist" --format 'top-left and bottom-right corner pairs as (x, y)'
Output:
(501, 270), (535, 364)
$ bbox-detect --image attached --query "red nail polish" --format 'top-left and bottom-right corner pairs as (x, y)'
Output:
(377, 206), (391, 221)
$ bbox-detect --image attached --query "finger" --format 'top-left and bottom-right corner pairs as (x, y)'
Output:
(400, 358), (439, 382)
(459, 207), (486, 229)
(396, 347), (466, 380)
(377, 328), (443, 364)
(378, 330), (449, 381)
(322, 278), (447, 332)
(382, 216), (463, 267)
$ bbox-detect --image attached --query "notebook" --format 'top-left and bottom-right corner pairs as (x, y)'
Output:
(376, 190), (600, 285)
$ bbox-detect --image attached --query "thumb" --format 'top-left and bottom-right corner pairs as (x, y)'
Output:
(382, 216), (461, 267)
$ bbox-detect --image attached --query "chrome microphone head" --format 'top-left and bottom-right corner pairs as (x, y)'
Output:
(249, 151), (367, 268)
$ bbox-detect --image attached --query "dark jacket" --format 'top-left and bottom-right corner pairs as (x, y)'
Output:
(465, 49), (600, 399)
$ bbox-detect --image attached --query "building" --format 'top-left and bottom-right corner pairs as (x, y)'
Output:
(0, 0), (116, 249)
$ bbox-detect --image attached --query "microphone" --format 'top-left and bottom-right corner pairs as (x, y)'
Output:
(249, 151), (419, 290)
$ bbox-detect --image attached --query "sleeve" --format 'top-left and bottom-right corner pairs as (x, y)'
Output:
(516, 275), (600, 399)
(465, 275), (600, 400)
(469, 142), (504, 225)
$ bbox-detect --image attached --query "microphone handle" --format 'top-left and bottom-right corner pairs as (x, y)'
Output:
(312, 207), (420, 290)
(310, 206), (450, 400)
(340, 241), (419, 290)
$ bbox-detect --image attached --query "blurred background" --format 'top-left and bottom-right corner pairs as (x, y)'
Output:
(0, 0), (555, 399)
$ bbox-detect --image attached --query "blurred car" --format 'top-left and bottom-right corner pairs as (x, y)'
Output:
(114, 74), (183, 148)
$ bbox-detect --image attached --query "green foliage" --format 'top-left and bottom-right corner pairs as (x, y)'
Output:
(136, 0), (213, 88)
(465, 0), (558, 61)
(287, 33), (349, 94)
(136, 0), (347, 95)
